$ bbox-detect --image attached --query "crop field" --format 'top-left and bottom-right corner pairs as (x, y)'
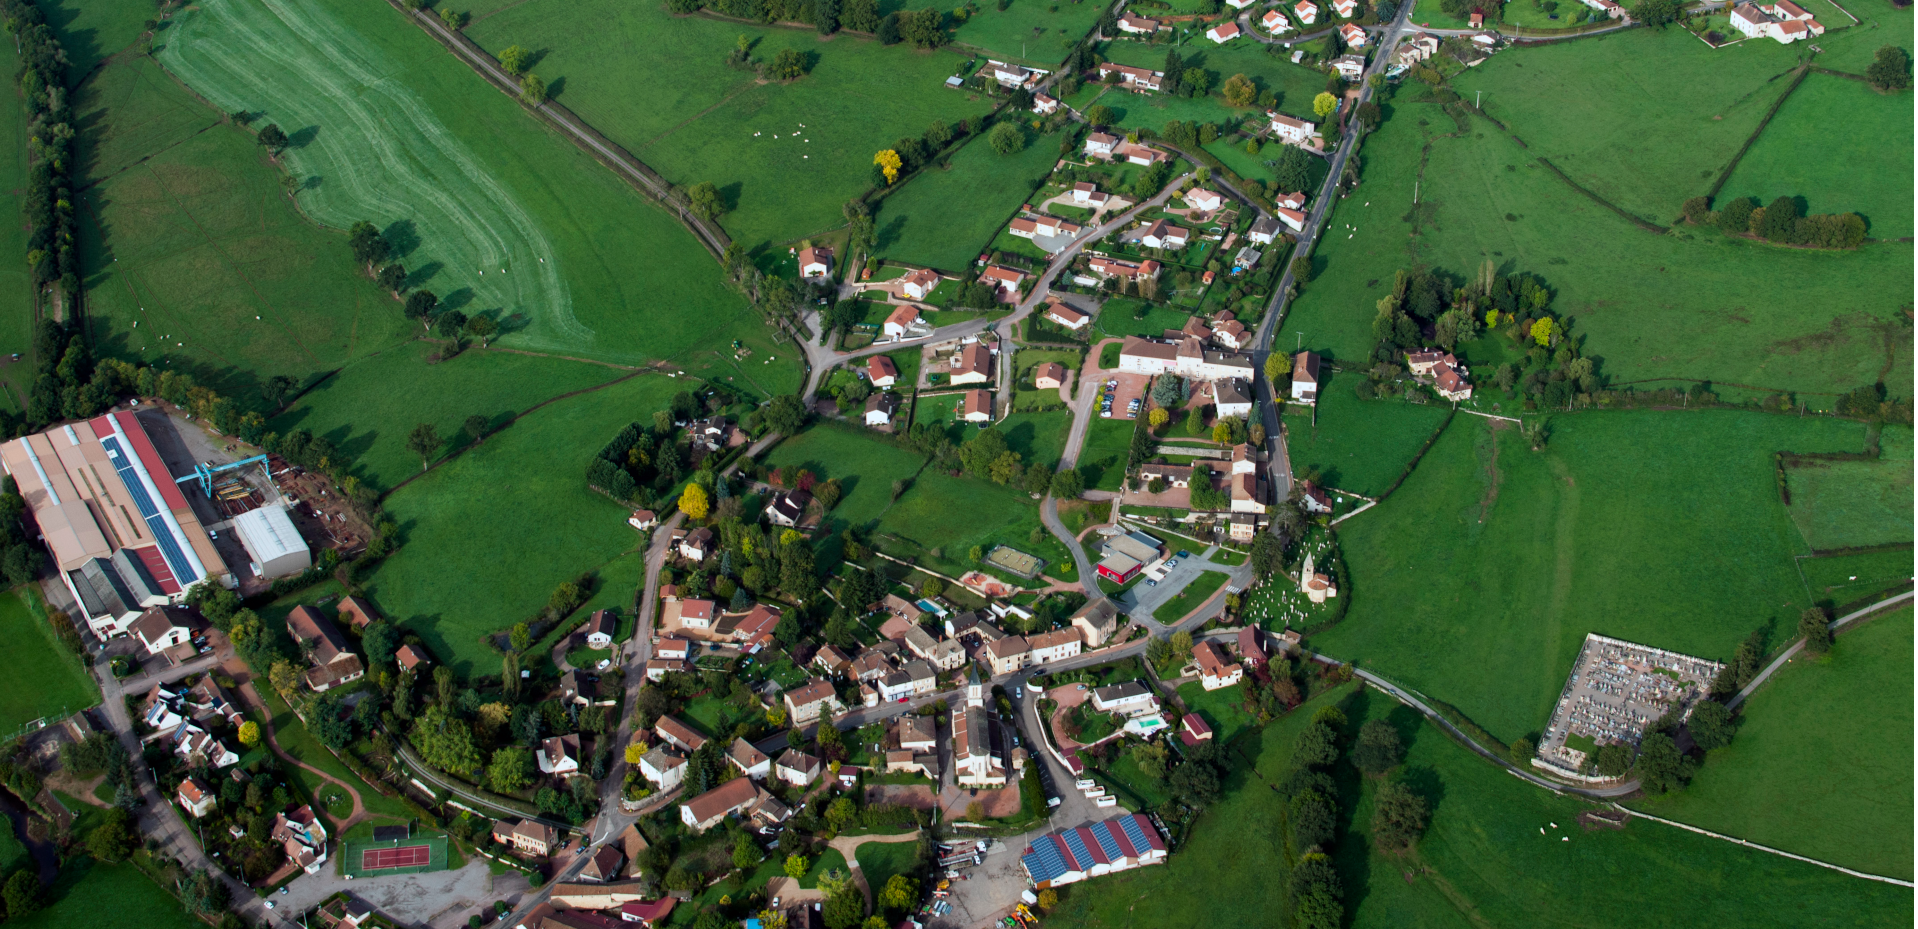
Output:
(1282, 387), (1451, 497)
(1454, 27), (1806, 225)
(1784, 425), (1913, 551)
(1279, 93), (1912, 402)
(150, 0), (798, 390)
(465, 0), (993, 251)
(0, 590), (100, 734)
(876, 127), (1066, 272)
(15, 861), (203, 929)
(953, 0), (1108, 65)
(1311, 410), (1869, 744)
(1722, 73), (1913, 238)
(273, 344), (624, 491)
(365, 374), (678, 674)
(1633, 608), (1912, 879)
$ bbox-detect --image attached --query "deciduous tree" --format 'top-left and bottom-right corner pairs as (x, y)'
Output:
(498, 45), (531, 75)
(679, 483), (710, 519)
(1312, 92), (1338, 118)
(257, 124), (288, 154)
(988, 121), (1027, 155)
(1798, 606), (1832, 655)
(1371, 782), (1428, 849)
(406, 423), (442, 471)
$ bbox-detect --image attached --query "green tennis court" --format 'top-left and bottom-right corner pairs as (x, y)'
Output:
(339, 829), (450, 878)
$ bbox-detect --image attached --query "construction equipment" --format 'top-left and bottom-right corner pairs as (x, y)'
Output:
(178, 454), (270, 498)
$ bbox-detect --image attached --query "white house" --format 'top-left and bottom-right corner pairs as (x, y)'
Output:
(1206, 21), (1242, 42)
(1084, 132), (1121, 158)
(1276, 206), (1307, 232)
(1731, 1), (1824, 42)
(1579, 0), (1627, 17)
(1088, 256), (1162, 282)
(864, 392), (901, 427)
(1262, 9), (1291, 32)
(1213, 378), (1253, 418)
(980, 265), (1026, 300)
(1247, 216), (1282, 245)
(656, 638), (691, 660)
(1193, 642), (1244, 691)
(990, 61), (1036, 88)
(1116, 13), (1161, 33)
(1027, 627), (1082, 664)
(1071, 182), (1110, 207)
(883, 303), (922, 336)
(640, 745), (687, 791)
(775, 749), (822, 787)
(764, 490), (811, 529)
(1269, 112), (1317, 145)
(960, 389), (993, 423)
(1183, 188), (1223, 212)
(1339, 22), (1367, 47)
(177, 777), (215, 818)
(1136, 219), (1190, 250)
(1294, 0), (1318, 24)
(1090, 681), (1159, 715)
(898, 269), (941, 302)
(867, 354), (899, 388)
(539, 735), (581, 777)
(1275, 190), (1307, 211)
(783, 679), (843, 725)
(1094, 64), (1164, 92)
(798, 246), (833, 279)
(1043, 298), (1090, 330)
(1332, 0), (1357, 17)
(1291, 351), (1321, 404)
(1032, 92), (1059, 115)
(1117, 336), (1255, 382)
(677, 598), (715, 630)
(1227, 0), (1258, 9)
(1332, 54), (1366, 81)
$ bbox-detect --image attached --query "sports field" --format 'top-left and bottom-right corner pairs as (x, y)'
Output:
(1311, 410), (1869, 744)
(464, 0), (994, 251)
(953, 0), (1107, 65)
(1278, 92), (1912, 402)
(365, 374), (678, 674)
(1282, 387), (1451, 497)
(1784, 425), (1913, 551)
(0, 590), (101, 735)
(146, 0), (799, 389)
(342, 828), (451, 878)
(1633, 608), (1912, 879)
(1721, 73), (1913, 238)
(876, 128), (1066, 272)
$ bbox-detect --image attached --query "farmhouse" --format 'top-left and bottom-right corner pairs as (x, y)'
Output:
(1095, 64), (1164, 92)
(1206, 21), (1241, 42)
(1407, 350), (1472, 401)
(1116, 13), (1161, 32)
(898, 269), (942, 302)
(1731, 1), (1823, 41)
(1020, 814), (1167, 888)
(1268, 112), (1317, 145)
(798, 246), (833, 279)
(1290, 351), (1321, 404)
(1339, 23), (1367, 47)
(1033, 363), (1067, 390)
(1193, 641), (1244, 690)
(1044, 299), (1090, 330)
(864, 392), (901, 428)
(1261, 9), (1290, 31)
(1298, 480), (1334, 514)
(1294, 0), (1318, 23)
(951, 343), (994, 385)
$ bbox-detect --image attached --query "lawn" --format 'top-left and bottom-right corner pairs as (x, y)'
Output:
(465, 0), (994, 252)
(271, 342), (625, 492)
(853, 836), (923, 895)
(1279, 89), (1912, 402)
(1150, 569), (1228, 624)
(952, 0), (1107, 65)
(149, 0), (800, 391)
(1632, 608), (1912, 879)
(1784, 425), (1913, 551)
(795, 848), (848, 889)
(1721, 72), (1913, 238)
(14, 860), (203, 929)
(0, 589), (100, 734)
(999, 410), (1073, 467)
(1095, 296), (1196, 339)
(876, 127), (1067, 273)
(1091, 750), (1172, 810)
(365, 375), (676, 674)
(1078, 416), (1137, 491)
(255, 682), (416, 823)
(1311, 409), (1869, 744)
(1282, 387), (1451, 497)
(762, 423), (931, 537)
(1174, 679), (1258, 746)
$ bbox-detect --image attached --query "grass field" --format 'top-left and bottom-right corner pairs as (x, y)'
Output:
(1784, 425), (1913, 551)
(464, 0), (992, 251)
(1810, 2), (1913, 74)
(1100, 39), (1326, 123)
(795, 848), (848, 889)
(876, 128), (1066, 272)
(1722, 73), (1914, 239)
(763, 424), (930, 537)
(1632, 608), (1912, 879)
(146, 0), (798, 391)
(14, 861), (203, 929)
(1311, 410), (1869, 744)
(1174, 679), (1257, 746)
(853, 836), (922, 895)
(999, 410), (1073, 466)
(0, 37), (36, 405)
(1279, 88), (1912, 402)
(365, 375), (676, 674)
(953, 0), (1106, 64)
(0, 590), (100, 735)
(1079, 415), (1137, 490)
(1796, 547), (1913, 605)
(1283, 388), (1451, 497)
(683, 694), (757, 741)
(1151, 569), (1228, 623)
(1453, 27), (1806, 226)
(1095, 296), (1195, 339)
(255, 683), (415, 823)
(271, 343), (624, 491)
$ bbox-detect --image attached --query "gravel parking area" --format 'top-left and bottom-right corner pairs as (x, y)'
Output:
(272, 858), (528, 929)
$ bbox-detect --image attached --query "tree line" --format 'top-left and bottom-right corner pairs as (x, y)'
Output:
(346, 221), (502, 347)
(1680, 195), (1867, 250)
(668, 0), (948, 48)
(0, 0), (79, 301)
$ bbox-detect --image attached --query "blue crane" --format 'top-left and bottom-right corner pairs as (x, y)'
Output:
(175, 454), (271, 498)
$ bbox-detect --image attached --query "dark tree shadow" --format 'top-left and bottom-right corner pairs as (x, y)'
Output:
(384, 219), (421, 260)
(407, 260), (444, 289)
(287, 125), (320, 149)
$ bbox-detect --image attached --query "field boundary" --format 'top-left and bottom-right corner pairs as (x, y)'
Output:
(1368, 408), (1456, 503)
(1615, 807), (1914, 887)
(1704, 64), (1811, 203)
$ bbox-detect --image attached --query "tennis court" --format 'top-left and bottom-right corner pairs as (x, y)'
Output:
(363, 844), (433, 870)
(341, 829), (451, 878)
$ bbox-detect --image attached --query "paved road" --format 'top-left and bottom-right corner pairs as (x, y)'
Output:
(1727, 590), (1913, 711)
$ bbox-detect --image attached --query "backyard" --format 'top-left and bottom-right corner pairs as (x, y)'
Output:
(1175, 680), (1258, 746)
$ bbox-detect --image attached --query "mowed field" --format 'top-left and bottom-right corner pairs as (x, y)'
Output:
(1279, 92), (1912, 402)
(364, 374), (679, 674)
(0, 590), (101, 733)
(876, 127), (1065, 272)
(144, 0), (798, 390)
(1784, 425), (1913, 551)
(1633, 608), (1913, 879)
(1722, 73), (1913, 238)
(463, 0), (995, 251)
(1283, 387), (1451, 497)
(1311, 410), (1867, 744)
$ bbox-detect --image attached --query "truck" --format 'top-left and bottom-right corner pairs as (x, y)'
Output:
(938, 850), (984, 868)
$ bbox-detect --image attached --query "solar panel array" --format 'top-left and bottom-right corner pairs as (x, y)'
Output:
(99, 435), (199, 586)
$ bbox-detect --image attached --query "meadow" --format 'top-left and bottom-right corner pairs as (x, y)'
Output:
(0, 38), (36, 405)
(1278, 89), (1912, 402)
(952, 0), (1108, 65)
(464, 0), (993, 251)
(145, 0), (799, 390)
(1632, 608), (1912, 879)
(1796, 546), (1913, 605)
(1809, 1), (1913, 74)
(14, 861), (203, 929)
(1311, 409), (1868, 744)
(1722, 72), (1913, 238)
(999, 409), (1073, 466)
(0, 590), (100, 734)
(365, 375), (678, 674)
(1282, 387), (1451, 497)
(1784, 425), (1913, 551)
(270, 343), (625, 492)
(1078, 415), (1138, 490)
(1095, 296), (1197, 339)
(761, 424), (930, 537)
(876, 127), (1067, 272)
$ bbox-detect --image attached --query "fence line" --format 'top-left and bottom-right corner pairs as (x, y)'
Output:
(1615, 807), (1914, 887)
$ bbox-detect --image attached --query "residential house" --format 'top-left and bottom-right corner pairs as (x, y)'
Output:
(884, 303), (924, 337)
(1206, 21), (1242, 42)
(1033, 363), (1067, 390)
(979, 265), (1026, 301)
(1116, 12), (1161, 32)
(1043, 298), (1090, 330)
(775, 749), (823, 787)
(1276, 206), (1308, 232)
(990, 61), (1037, 88)
(337, 596), (381, 630)
(1269, 112), (1316, 145)
(1291, 351), (1321, 403)
(867, 354), (900, 388)
(1179, 713), (1215, 747)
(1193, 641), (1244, 690)
(1020, 815), (1167, 888)
(1183, 188), (1224, 213)
(539, 734), (581, 777)
(1093, 64), (1165, 92)
(783, 679), (843, 725)
(1261, 9), (1290, 31)
(1395, 33), (1440, 67)
(1435, 362), (1475, 400)
(1213, 378), (1253, 418)
(274, 805), (330, 874)
(578, 846), (627, 884)
(584, 610), (617, 650)
(656, 638), (691, 661)
(878, 666), (917, 702)
(898, 269), (942, 302)
(494, 818), (559, 857)
(1299, 551), (1338, 604)
(286, 605), (364, 692)
(678, 527), (715, 562)
(1294, 0), (1319, 23)
(798, 246), (834, 280)
(1214, 317), (1251, 351)
(131, 606), (194, 656)
(1247, 216), (1282, 245)
(898, 715), (938, 753)
(677, 598), (716, 630)
(1331, 54), (1366, 81)
(1083, 132), (1121, 159)
(639, 745), (686, 791)
(904, 625), (966, 671)
(1117, 143), (1167, 166)
(1579, 0), (1626, 16)
(1090, 680), (1158, 715)
(985, 636), (1030, 675)
(1731, 2), (1822, 41)
(654, 716), (708, 753)
(170, 723), (238, 768)
(1339, 22), (1367, 47)
(1069, 598), (1119, 648)
(178, 777), (215, 818)
(765, 489), (813, 528)
(1070, 182), (1111, 207)
(1028, 627), (1083, 664)
(847, 650), (895, 683)
(644, 658), (690, 682)
(864, 392), (901, 428)
(1087, 256), (1163, 282)
(1238, 627), (1270, 667)
(1032, 92), (1059, 114)
(679, 776), (762, 832)
(1230, 471), (1265, 514)
(723, 602), (781, 649)
(951, 343), (994, 385)
(954, 672), (1008, 787)
(619, 900), (677, 926)
(1299, 480), (1334, 514)
(728, 738), (771, 779)
(1136, 220), (1190, 250)
(1333, 0), (1357, 16)
(1275, 190), (1308, 211)
(960, 389), (994, 424)
(812, 644), (851, 675)
(1227, 0), (1257, 9)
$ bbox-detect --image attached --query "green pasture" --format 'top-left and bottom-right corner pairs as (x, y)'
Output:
(1454, 26), (1806, 225)
(877, 128), (1065, 272)
(1809, 1), (1913, 74)
(1282, 387), (1451, 497)
(1094, 296), (1194, 339)
(1100, 38), (1326, 122)
(0, 590), (100, 735)
(1784, 425), (1913, 551)
(366, 375), (677, 674)
(1312, 410), (1868, 744)
(1796, 547), (1913, 605)
(1409, 0), (1475, 28)
(46, 0), (152, 75)
(0, 801), (23, 871)
(762, 424), (930, 539)
(876, 465), (1050, 579)
(1722, 73), (1913, 238)
(14, 861), (203, 929)
(1633, 608), (1912, 879)
(466, 0), (992, 251)
(273, 343), (624, 491)
(953, 0), (1108, 64)
(152, 0), (798, 391)
(1279, 93), (1912, 401)
(0, 37), (35, 404)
